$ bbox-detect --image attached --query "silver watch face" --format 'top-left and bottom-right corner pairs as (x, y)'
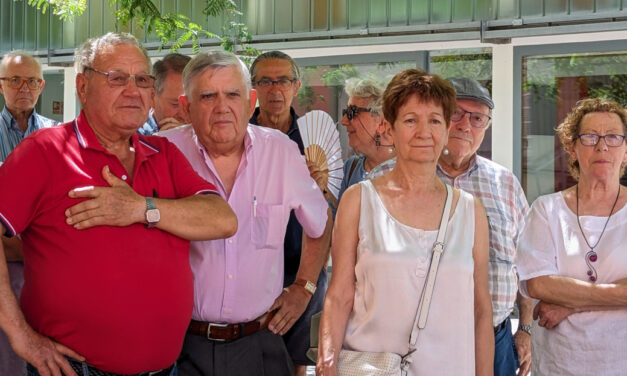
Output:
(146, 208), (160, 224)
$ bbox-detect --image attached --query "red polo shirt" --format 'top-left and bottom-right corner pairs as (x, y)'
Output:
(0, 112), (218, 374)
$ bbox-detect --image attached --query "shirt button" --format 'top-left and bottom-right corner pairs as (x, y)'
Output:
(121, 175), (127, 181)
(228, 274), (233, 279)
(228, 239), (233, 244)
(224, 308), (231, 313)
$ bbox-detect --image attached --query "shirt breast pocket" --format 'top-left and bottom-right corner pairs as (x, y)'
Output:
(251, 204), (285, 250)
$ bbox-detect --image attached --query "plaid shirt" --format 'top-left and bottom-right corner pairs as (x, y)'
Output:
(370, 155), (529, 325)
(0, 106), (57, 162)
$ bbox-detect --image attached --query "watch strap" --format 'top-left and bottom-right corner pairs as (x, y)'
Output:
(146, 196), (157, 210)
(518, 323), (532, 335)
(293, 278), (316, 295)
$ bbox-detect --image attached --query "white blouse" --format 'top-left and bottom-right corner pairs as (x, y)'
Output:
(517, 191), (627, 375)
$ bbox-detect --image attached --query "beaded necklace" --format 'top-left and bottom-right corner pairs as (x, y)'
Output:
(576, 184), (620, 282)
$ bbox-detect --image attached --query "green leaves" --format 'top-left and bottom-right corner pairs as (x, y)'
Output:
(19, 0), (259, 57)
(25, 0), (87, 21)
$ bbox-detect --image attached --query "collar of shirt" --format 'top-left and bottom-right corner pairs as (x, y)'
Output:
(437, 153), (480, 179)
(250, 106), (304, 153)
(137, 112), (159, 136)
(190, 124), (256, 198)
(74, 111), (160, 179)
(2, 105), (41, 134)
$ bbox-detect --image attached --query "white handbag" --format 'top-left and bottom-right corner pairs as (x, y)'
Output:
(335, 184), (454, 376)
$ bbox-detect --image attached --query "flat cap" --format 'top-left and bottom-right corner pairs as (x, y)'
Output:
(447, 77), (494, 109)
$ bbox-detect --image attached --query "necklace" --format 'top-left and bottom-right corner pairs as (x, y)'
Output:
(576, 184), (620, 282)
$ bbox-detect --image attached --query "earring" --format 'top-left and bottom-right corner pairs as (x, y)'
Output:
(443, 148), (450, 156)
(375, 133), (381, 147)
(388, 147), (394, 154)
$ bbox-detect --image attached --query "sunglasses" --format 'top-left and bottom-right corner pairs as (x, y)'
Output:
(342, 105), (372, 120)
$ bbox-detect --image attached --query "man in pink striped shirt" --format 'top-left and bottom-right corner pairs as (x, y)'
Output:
(161, 50), (329, 376)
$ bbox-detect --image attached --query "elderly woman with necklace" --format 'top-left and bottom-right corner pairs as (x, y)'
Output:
(516, 98), (627, 375)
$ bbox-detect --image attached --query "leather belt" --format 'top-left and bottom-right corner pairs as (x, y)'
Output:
(67, 357), (174, 376)
(494, 318), (508, 334)
(188, 310), (277, 342)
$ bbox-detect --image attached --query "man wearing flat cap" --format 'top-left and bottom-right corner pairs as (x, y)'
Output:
(371, 77), (532, 376)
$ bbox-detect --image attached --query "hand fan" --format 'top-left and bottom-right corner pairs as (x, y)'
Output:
(297, 110), (344, 201)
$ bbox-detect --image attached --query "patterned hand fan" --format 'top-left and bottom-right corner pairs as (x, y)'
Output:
(297, 110), (343, 202)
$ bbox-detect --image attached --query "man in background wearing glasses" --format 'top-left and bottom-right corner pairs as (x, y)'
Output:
(0, 33), (237, 376)
(0, 51), (57, 162)
(0, 51), (57, 376)
(248, 51), (331, 376)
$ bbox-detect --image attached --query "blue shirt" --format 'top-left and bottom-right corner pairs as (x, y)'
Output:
(137, 113), (159, 136)
(0, 106), (57, 162)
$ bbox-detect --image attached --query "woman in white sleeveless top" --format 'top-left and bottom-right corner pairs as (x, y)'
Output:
(317, 70), (494, 376)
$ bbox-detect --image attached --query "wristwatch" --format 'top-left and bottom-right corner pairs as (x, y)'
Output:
(294, 278), (317, 295)
(518, 323), (532, 335)
(145, 197), (160, 228)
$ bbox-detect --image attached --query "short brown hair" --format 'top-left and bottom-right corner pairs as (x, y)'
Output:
(153, 53), (191, 94)
(382, 69), (456, 128)
(556, 97), (627, 180)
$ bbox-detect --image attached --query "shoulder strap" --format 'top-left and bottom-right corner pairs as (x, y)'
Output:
(346, 155), (361, 183)
(409, 184), (453, 346)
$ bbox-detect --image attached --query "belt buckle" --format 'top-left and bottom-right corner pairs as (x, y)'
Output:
(207, 322), (229, 341)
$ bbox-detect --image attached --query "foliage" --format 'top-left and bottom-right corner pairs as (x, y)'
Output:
(524, 53), (627, 105)
(18, 0), (260, 56)
(24, 0), (86, 20)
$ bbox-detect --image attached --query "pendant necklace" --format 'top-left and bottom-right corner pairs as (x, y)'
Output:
(576, 184), (620, 282)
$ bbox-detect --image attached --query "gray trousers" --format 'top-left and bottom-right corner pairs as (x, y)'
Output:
(178, 329), (293, 376)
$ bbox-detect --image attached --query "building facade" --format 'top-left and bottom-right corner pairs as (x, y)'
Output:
(1, 0), (626, 201)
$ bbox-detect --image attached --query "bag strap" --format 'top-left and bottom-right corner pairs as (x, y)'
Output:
(347, 156), (360, 183)
(409, 184), (453, 346)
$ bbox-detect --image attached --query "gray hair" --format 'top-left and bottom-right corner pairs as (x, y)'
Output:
(344, 77), (385, 115)
(153, 53), (191, 94)
(183, 50), (251, 98)
(74, 32), (151, 74)
(249, 50), (300, 82)
(0, 51), (43, 77)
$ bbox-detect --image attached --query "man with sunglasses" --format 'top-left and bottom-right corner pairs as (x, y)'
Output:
(248, 51), (331, 376)
(371, 77), (532, 376)
(0, 33), (237, 376)
(0, 51), (57, 376)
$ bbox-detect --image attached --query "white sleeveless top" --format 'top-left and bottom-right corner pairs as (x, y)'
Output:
(343, 180), (476, 375)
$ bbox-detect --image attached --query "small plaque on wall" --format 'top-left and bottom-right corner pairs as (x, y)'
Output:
(52, 101), (63, 115)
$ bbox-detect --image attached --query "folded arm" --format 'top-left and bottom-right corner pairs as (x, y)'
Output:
(526, 275), (627, 308)
(65, 166), (237, 241)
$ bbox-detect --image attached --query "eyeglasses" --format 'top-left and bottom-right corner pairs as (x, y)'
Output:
(451, 108), (491, 128)
(253, 78), (296, 90)
(84, 67), (155, 88)
(342, 105), (372, 120)
(577, 133), (626, 147)
(0, 76), (43, 90)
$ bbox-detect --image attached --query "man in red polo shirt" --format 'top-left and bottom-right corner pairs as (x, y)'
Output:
(0, 32), (237, 376)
